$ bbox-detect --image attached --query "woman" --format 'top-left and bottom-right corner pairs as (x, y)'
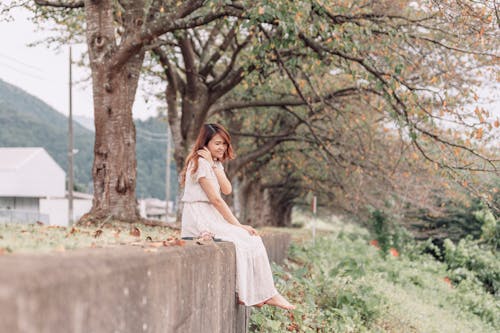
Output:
(180, 123), (295, 310)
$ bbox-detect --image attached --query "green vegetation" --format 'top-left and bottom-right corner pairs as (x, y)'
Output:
(251, 211), (499, 333)
(412, 198), (499, 243)
(0, 78), (177, 199)
(135, 117), (178, 201)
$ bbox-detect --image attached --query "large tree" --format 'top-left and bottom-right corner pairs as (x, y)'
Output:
(3, 0), (498, 225)
(149, 0), (499, 224)
(15, 0), (240, 223)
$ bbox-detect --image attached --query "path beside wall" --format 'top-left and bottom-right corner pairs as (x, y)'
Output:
(0, 233), (291, 333)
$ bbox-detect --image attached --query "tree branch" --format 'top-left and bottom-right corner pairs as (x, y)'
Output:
(108, 2), (241, 79)
(208, 32), (253, 89)
(34, 0), (84, 8)
(152, 46), (185, 95)
(200, 21), (224, 64)
(230, 138), (282, 176)
(495, 0), (500, 29)
(199, 23), (238, 77)
(178, 33), (198, 94)
(209, 87), (367, 115)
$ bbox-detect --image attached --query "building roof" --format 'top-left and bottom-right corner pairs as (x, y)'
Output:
(0, 147), (50, 171)
(0, 147), (66, 197)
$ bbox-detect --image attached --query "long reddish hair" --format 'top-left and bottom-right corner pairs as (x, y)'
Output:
(180, 123), (235, 186)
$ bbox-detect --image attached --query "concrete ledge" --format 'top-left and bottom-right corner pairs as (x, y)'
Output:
(261, 232), (291, 265)
(0, 233), (291, 333)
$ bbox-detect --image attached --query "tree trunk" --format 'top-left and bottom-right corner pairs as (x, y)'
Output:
(80, 0), (145, 223)
(239, 179), (268, 227)
(235, 175), (295, 227)
(267, 188), (294, 227)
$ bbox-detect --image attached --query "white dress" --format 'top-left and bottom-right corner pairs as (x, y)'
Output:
(181, 158), (278, 306)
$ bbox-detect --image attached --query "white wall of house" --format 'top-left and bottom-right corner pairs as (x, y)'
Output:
(0, 148), (95, 225)
(39, 198), (92, 226)
(0, 197), (39, 211)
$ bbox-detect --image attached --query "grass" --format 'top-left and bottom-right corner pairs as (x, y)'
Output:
(0, 221), (180, 254)
(250, 210), (499, 333)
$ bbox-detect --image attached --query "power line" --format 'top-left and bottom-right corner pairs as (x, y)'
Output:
(0, 52), (44, 73)
(0, 61), (45, 81)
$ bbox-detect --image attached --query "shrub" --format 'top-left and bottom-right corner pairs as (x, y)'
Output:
(443, 237), (500, 296)
(251, 229), (499, 332)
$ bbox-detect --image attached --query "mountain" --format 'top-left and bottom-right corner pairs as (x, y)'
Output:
(0, 78), (177, 200)
(135, 117), (178, 201)
(74, 115), (95, 132)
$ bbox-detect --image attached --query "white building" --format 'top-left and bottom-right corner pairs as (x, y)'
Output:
(139, 198), (176, 223)
(0, 147), (92, 226)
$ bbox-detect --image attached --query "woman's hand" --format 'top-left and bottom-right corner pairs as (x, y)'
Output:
(197, 147), (214, 165)
(240, 224), (259, 236)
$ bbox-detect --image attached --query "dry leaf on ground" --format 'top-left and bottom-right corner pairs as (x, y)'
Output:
(130, 226), (141, 237)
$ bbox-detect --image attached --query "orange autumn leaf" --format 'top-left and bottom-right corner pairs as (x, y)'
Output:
(175, 239), (186, 246)
(66, 227), (77, 237)
(130, 226), (141, 237)
(443, 277), (452, 286)
(475, 128), (483, 140)
(148, 241), (165, 248)
(163, 237), (186, 247)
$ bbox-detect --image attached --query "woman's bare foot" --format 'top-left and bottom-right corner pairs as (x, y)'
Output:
(263, 293), (295, 310)
(238, 299), (265, 308)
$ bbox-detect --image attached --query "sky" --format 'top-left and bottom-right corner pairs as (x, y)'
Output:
(0, 6), (499, 126)
(0, 7), (156, 120)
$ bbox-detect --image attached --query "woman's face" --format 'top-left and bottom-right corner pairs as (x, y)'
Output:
(207, 133), (228, 160)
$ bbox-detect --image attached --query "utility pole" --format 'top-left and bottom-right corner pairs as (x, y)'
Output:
(312, 195), (317, 243)
(68, 46), (74, 225)
(165, 126), (171, 222)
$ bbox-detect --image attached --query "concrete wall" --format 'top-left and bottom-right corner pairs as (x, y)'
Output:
(0, 233), (291, 333)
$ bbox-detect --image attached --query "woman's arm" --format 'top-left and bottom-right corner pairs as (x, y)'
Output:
(212, 165), (232, 195)
(199, 177), (240, 225)
(197, 148), (232, 195)
(199, 177), (257, 235)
